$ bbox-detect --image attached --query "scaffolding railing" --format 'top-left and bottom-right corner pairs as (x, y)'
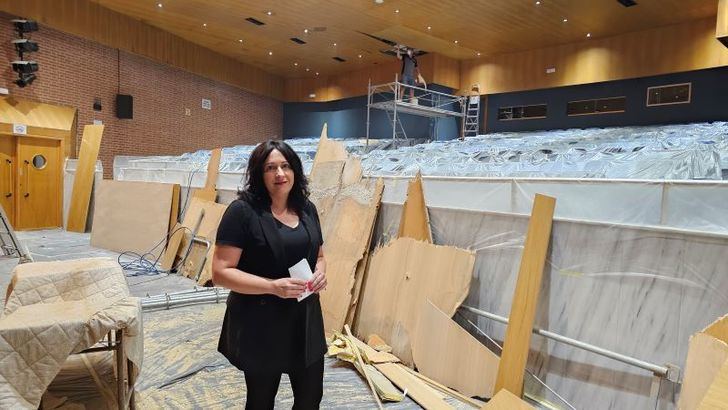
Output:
(366, 75), (466, 146)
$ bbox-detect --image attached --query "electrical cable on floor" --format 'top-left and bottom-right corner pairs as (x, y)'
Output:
(179, 165), (205, 220)
(118, 225), (192, 276)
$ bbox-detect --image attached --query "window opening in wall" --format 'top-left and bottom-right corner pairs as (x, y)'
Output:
(567, 96), (626, 116)
(646, 83), (691, 107)
(497, 104), (547, 121)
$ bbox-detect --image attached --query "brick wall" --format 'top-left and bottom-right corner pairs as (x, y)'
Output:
(0, 15), (283, 177)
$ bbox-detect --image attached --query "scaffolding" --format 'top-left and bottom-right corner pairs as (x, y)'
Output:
(366, 75), (466, 146)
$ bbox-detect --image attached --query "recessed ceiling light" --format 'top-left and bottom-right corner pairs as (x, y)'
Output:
(294, 62), (298, 66)
(238, 39), (243, 43)
(266, 11), (273, 16)
(358, 54), (363, 58)
(306, 68), (310, 72)
(395, 9), (400, 13)
(563, 18), (568, 22)
(203, 23), (207, 27)
(454, 40), (459, 44)
(157, 3), (163, 8)
(375, 0), (384, 4)
(536, 1), (541, 4)
(268, 51), (273, 56)
(477, 52), (481, 56)
(316, 72), (319, 76)
(304, 28), (309, 34)
(333, 42), (337, 46)
(427, 26), (432, 30)
(586, 33), (591, 38)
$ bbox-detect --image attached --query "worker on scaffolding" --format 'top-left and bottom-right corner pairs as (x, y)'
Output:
(397, 46), (420, 102)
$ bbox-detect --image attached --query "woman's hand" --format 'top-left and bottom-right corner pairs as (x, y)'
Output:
(271, 278), (307, 299)
(310, 269), (327, 293)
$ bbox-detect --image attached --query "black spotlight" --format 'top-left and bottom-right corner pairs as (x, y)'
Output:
(12, 39), (39, 54)
(15, 73), (36, 88)
(12, 19), (38, 36)
(11, 60), (38, 74)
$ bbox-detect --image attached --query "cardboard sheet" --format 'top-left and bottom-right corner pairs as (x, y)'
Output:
(90, 180), (175, 258)
(679, 314), (728, 410)
(356, 237), (475, 365)
(412, 301), (499, 398)
(397, 171), (432, 243)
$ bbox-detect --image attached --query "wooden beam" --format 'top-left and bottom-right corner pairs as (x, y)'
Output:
(493, 194), (556, 398)
(374, 362), (453, 410)
(66, 124), (103, 232)
(345, 324), (383, 410)
(203, 148), (221, 190)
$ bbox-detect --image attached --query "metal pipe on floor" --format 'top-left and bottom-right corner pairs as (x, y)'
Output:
(459, 305), (674, 379)
(141, 288), (230, 311)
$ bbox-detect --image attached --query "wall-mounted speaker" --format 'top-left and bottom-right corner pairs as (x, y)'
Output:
(116, 94), (133, 119)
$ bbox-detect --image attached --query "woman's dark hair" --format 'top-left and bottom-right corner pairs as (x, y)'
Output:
(239, 140), (310, 214)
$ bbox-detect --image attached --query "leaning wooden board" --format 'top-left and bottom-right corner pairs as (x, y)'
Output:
(494, 194), (556, 398)
(66, 124), (104, 232)
(90, 180), (176, 258)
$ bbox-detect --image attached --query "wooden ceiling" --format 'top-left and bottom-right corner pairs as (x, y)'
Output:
(96, 0), (718, 79)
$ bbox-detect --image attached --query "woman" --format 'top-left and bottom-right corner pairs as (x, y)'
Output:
(212, 140), (328, 410)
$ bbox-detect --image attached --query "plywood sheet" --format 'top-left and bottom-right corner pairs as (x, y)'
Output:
(203, 148), (221, 189)
(66, 125), (103, 233)
(483, 389), (534, 410)
(397, 171), (432, 243)
(90, 180), (174, 257)
(160, 222), (184, 271)
(319, 179), (384, 333)
(357, 237), (475, 365)
(703, 313), (728, 343)
(698, 356), (728, 409)
(412, 301), (499, 398)
(494, 194), (555, 398)
(679, 332), (728, 409)
(311, 123), (347, 177)
(177, 197), (228, 257)
(191, 187), (217, 203)
(374, 363), (453, 410)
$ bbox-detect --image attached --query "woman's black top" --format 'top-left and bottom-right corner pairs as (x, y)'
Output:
(215, 197), (326, 373)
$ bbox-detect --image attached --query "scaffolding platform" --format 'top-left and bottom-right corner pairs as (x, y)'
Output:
(366, 77), (466, 143)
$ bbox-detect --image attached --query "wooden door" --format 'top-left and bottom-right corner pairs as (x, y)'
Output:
(17, 137), (62, 229)
(0, 136), (15, 224)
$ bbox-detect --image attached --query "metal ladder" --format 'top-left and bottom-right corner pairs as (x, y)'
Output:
(0, 204), (32, 263)
(462, 95), (480, 138)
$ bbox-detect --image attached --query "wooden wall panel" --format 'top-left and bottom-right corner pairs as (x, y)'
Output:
(283, 53), (458, 102)
(460, 17), (728, 95)
(718, 0), (728, 46)
(0, 97), (77, 157)
(0, 0), (284, 100)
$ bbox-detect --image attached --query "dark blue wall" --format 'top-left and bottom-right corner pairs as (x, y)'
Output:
(283, 84), (461, 140)
(485, 67), (728, 133)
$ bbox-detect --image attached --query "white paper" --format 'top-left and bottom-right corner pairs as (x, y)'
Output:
(288, 258), (314, 302)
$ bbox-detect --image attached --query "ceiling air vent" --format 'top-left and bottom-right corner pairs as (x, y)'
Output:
(332, 56), (346, 62)
(617, 0), (637, 7)
(290, 37), (307, 44)
(646, 83), (691, 107)
(245, 17), (265, 26)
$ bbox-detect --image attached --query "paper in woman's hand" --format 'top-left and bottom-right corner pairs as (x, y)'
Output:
(288, 258), (314, 302)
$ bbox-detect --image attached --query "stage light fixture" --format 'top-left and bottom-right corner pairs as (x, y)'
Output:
(11, 60), (39, 74)
(15, 73), (36, 88)
(12, 39), (39, 57)
(12, 19), (38, 36)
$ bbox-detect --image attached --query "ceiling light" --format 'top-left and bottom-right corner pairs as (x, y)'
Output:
(315, 72), (319, 76)
(562, 18), (568, 22)
(266, 11), (273, 16)
(535, 1), (541, 4)
(454, 40), (459, 44)
(477, 52), (481, 56)
(358, 54), (362, 58)
(306, 68), (310, 72)
(427, 26), (432, 30)
(395, 9), (400, 13)
(203, 23), (207, 27)
(268, 51), (273, 56)
(375, 0), (384, 3)
(333, 42), (337, 46)
(586, 33), (591, 38)
(238, 39), (243, 43)
(157, 3), (163, 8)
(304, 28), (309, 34)
(294, 62), (298, 66)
